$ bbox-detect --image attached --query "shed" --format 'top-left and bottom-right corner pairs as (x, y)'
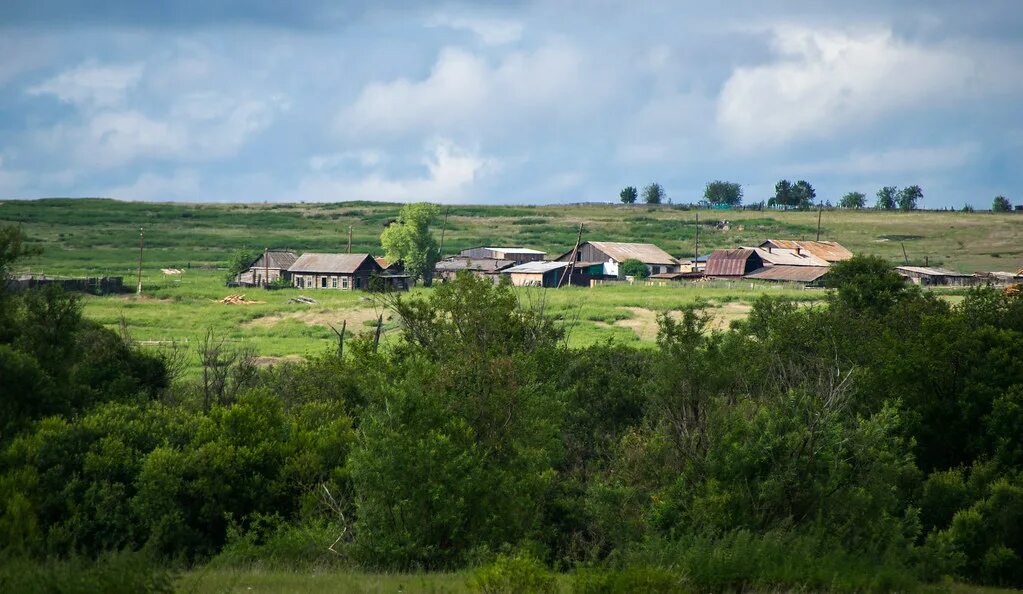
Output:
(458, 246), (546, 263)
(705, 249), (763, 277)
(895, 266), (976, 287)
(287, 253), (383, 290)
(435, 256), (516, 283)
(238, 250), (298, 287)
(746, 265), (830, 285)
(555, 241), (679, 276)
(504, 261), (571, 288)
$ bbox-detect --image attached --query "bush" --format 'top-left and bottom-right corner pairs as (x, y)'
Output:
(618, 259), (648, 279)
(572, 565), (685, 594)
(469, 553), (557, 594)
(0, 549), (174, 594)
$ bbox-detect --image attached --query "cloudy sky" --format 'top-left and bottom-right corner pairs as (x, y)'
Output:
(1, 1), (1021, 207)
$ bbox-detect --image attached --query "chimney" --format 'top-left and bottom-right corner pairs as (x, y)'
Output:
(767, 245), (772, 253)
(796, 246), (802, 256)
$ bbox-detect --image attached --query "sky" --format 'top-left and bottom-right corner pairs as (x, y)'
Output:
(1, 0), (1022, 208)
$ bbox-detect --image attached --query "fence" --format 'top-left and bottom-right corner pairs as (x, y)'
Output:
(8, 275), (126, 295)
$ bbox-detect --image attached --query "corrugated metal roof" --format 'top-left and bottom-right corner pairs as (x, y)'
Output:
(760, 240), (853, 262)
(748, 247), (830, 267)
(288, 253), (378, 274)
(435, 257), (515, 272)
(485, 247), (546, 255)
(251, 250), (298, 270)
(705, 249), (757, 276)
(374, 257), (391, 269)
(896, 266), (973, 277)
(746, 265), (830, 282)
(586, 241), (678, 265)
(505, 261), (571, 274)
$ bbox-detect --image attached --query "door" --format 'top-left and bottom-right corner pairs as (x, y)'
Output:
(321, 277), (327, 288)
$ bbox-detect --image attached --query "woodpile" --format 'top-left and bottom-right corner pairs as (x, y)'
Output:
(288, 295), (317, 304)
(217, 294), (264, 305)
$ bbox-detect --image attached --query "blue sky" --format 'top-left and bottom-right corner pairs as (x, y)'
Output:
(1, 1), (1021, 207)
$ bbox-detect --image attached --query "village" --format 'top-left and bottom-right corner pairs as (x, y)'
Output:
(232, 237), (1023, 293)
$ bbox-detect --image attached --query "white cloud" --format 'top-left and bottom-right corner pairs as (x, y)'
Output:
(0, 157), (28, 197)
(716, 27), (975, 148)
(337, 43), (590, 139)
(309, 150), (385, 171)
(28, 62), (144, 108)
(297, 139), (493, 202)
(794, 143), (980, 175)
(103, 169), (202, 201)
(426, 14), (524, 45)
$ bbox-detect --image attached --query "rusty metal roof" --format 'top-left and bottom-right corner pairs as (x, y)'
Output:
(288, 253), (379, 274)
(746, 265), (830, 282)
(585, 241), (677, 265)
(896, 266), (974, 278)
(705, 248), (758, 276)
(760, 240), (853, 262)
(748, 247), (830, 267)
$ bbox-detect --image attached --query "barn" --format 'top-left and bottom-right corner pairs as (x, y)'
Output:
(704, 249), (764, 278)
(555, 241), (679, 276)
(896, 266), (976, 287)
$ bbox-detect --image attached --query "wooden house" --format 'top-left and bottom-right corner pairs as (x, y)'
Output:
(555, 241), (679, 277)
(504, 261), (572, 287)
(287, 253), (383, 290)
(236, 250), (298, 287)
(758, 240), (853, 264)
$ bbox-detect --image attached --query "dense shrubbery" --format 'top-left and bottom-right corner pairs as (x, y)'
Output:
(2, 224), (1022, 590)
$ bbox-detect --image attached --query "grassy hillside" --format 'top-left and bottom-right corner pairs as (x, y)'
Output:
(3, 198), (1021, 275)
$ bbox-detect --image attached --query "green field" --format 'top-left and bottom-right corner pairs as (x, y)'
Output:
(2, 198), (1020, 373)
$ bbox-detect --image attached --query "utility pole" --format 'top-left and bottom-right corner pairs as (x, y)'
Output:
(438, 207), (449, 257)
(816, 202), (823, 241)
(136, 227), (144, 295)
(694, 212), (700, 272)
(558, 223), (583, 288)
(347, 225), (353, 254)
(263, 247), (269, 288)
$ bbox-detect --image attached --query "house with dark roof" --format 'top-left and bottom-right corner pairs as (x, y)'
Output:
(704, 249), (763, 278)
(555, 241), (680, 277)
(236, 250), (299, 287)
(287, 253), (387, 290)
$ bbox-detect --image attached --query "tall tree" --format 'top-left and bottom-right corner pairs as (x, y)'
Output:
(876, 186), (898, 210)
(992, 195), (1012, 212)
(619, 186), (638, 204)
(642, 182), (665, 204)
(839, 192), (866, 209)
(381, 202), (441, 286)
(704, 180), (743, 206)
(792, 180), (816, 209)
(897, 185), (923, 211)
(771, 179), (793, 208)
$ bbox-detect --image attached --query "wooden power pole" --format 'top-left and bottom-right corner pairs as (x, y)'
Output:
(347, 225), (353, 253)
(263, 247), (269, 288)
(438, 207), (449, 257)
(816, 203), (823, 241)
(694, 213), (700, 272)
(136, 227), (144, 295)
(558, 223), (583, 289)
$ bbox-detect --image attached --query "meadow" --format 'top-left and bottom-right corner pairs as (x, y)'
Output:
(1, 198), (1020, 373)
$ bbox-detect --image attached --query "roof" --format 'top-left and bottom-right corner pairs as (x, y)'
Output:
(288, 253), (379, 274)
(760, 240), (853, 263)
(748, 247), (830, 267)
(896, 266), (974, 278)
(250, 250), (298, 270)
(705, 248), (757, 276)
(585, 241), (678, 265)
(435, 257), (515, 273)
(746, 265), (830, 282)
(505, 261), (571, 274)
(374, 257), (391, 269)
(484, 247), (547, 255)
(650, 271), (704, 280)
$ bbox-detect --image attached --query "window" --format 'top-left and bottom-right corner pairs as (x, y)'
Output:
(342, 277), (349, 289)
(331, 277), (338, 288)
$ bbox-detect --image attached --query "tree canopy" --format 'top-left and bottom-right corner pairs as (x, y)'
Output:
(839, 191), (866, 209)
(992, 195), (1012, 212)
(380, 202), (441, 285)
(898, 185), (923, 211)
(703, 180), (743, 206)
(642, 182), (665, 204)
(618, 258), (649, 279)
(770, 179), (815, 209)
(876, 186), (898, 210)
(619, 186), (637, 204)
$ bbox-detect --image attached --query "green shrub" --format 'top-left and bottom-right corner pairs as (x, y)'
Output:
(469, 553), (557, 594)
(0, 549), (174, 594)
(572, 565), (685, 593)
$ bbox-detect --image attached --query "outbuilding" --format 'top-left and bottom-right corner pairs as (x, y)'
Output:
(504, 261), (572, 287)
(555, 241), (679, 276)
(236, 250), (299, 287)
(704, 249), (764, 278)
(458, 246), (547, 263)
(896, 266), (976, 287)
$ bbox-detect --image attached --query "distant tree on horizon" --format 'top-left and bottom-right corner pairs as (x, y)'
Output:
(619, 186), (638, 204)
(791, 180), (816, 209)
(898, 185), (923, 211)
(992, 195), (1012, 212)
(704, 180), (743, 206)
(642, 182), (665, 204)
(876, 186), (898, 210)
(839, 191), (866, 209)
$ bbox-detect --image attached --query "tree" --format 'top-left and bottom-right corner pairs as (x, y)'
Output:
(618, 258), (649, 279)
(619, 186), (638, 204)
(898, 185), (923, 211)
(825, 255), (909, 315)
(876, 186), (898, 210)
(704, 180), (743, 207)
(839, 192), (866, 209)
(792, 180), (816, 209)
(771, 179), (793, 208)
(381, 202), (441, 286)
(992, 195), (1012, 213)
(962, 204), (976, 213)
(225, 249), (258, 284)
(642, 183), (665, 204)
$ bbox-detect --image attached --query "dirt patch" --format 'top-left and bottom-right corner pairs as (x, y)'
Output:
(706, 302), (752, 331)
(242, 308), (382, 330)
(251, 355), (304, 367)
(604, 303), (753, 340)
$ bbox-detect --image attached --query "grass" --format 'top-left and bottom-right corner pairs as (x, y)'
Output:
(3, 198), (1020, 374)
